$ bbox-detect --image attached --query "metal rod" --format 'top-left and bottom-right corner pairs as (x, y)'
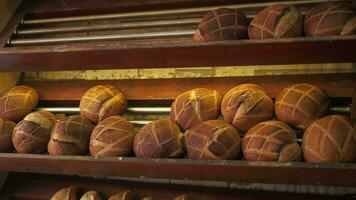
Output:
(9, 30), (195, 46)
(16, 18), (200, 35)
(22, 0), (336, 25)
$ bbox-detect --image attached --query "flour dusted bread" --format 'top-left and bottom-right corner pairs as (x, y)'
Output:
(242, 120), (301, 162)
(0, 118), (16, 152)
(221, 84), (273, 132)
(194, 8), (248, 41)
(275, 83), (330, 130)
(0, 86), (39, 122)
(249, 4), (303, 39)
(12, 111), (56, 153)
(90, 115), (135, 157)
(171, 88), (221, 131)
(302, 115), (356, 163)
(80, 191), (103, 200)
(80, 85), (127, 123)
(108, 191), (134, 200)
(48, 115), (94, 155)
(50, 186), (77, 200)
(134, 119), (184, 158)
(185, 120), (241, 160)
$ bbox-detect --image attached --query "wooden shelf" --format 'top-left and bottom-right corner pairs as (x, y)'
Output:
(0, 36), (356, 72)
(0, 153), (355, 187)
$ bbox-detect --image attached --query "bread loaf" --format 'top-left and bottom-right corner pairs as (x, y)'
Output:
(134, 119), (184, 158)
(109, 191), (134, 200)
(275, 83), (330, 130)
(90, 115), (135, 157)
(50, 186), (77, 200)
(80, 85), (127, 123)
(142, 198), (154, 200)
(305, 2), (356, 36)
(0, 118), (16, 152)
(48, 115), (94, 155)
(242, 120), (301, 162)
(80, 191), (103, 200)
(0, 86), (39, 122)
(194, 8), (248, 41)
(302, 115), (356, 163)
(171, 88), (221, 131)
(185, 120), (241, 160)
(221, 84), (273, 132)
(249, 4), (303, 39)
(12, 111), (56, 154)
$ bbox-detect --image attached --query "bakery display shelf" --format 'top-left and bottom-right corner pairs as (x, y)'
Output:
(0, 153), (355, 188)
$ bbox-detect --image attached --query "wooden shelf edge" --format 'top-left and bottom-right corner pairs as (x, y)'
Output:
(0, 153), (355, 187)
(0, 36), (356, 72)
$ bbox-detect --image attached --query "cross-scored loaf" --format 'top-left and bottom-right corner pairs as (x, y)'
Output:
(275, 83), (330, 130)
(80, 85), (127, 123)
(50, 186), (77, 200)
(221, 84), (273, 132)
(305, 2), (356, 36)
(194, 8), (248, 41)
(302, 115), (356, 163)
(249, 4), (303, 39)
(80, 191), (103, 200)
(242, 120), (301, 162)
(90, 115), (135, 157)
(171, 88), (222, 131)
(109, 191), (134, 200)
(12, 111), (56, 153)
(0, 118), (16, 152)
(48, 115), (94, 155)
(134, 119), (184, 158)
(185, 120), (241, 160)
(0, 86), (39, 122)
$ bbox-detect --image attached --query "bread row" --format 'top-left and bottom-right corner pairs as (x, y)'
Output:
(0, 83), (354, 164)
(50, 186), (192, 200)
(193, 2), (355, 42)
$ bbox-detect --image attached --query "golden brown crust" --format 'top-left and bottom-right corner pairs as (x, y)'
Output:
(302, 115), (356, 163)
(12, 111), (56, 154)
(90, 115), (136, 157)
(0, 118), (16, 152)
(275, 83), (330, 130)
(50, 186), (77, 200)
(185, 120), (241, 160)
(242, 120), (301, 162)
(194, 8), (248, 41)
(108, 191), (134, 200)
(133, 119), (184, 158)
(48, 115), (94, 155)
(80, 85), (127, 123)
(171, 88), (222, 131)
(249, 4), (303, 39)
(80, 191), (103, 200)
(304, 2), (355, 36)
(221, 84), (273, 132)
(0, 86), (39, 122)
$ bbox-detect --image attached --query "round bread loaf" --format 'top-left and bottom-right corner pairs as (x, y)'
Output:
(90, 115), (135, 157)
(185, 120), (241, 160)
(249, 4), (303, 39)
(242, 120), (301, 162)
(80, 191), (103, 200)
(50, 186), (77, 200)
(305, 2), (356, 36)
(109, 191), (134, 200)
(194, 8), (248, 41)
(0, 118), (16, 152)
(171, 88), (221, 131)
(80, 85), (127, 123)
(302, 115), (356, 163)
(275, 83), (330, 130)
(48, 115), (94, 155)
(12, 111), (56, 154)
(0, 86), (39, 122)
(221, 84), (273, 132)
(133, 119), (184, 158)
